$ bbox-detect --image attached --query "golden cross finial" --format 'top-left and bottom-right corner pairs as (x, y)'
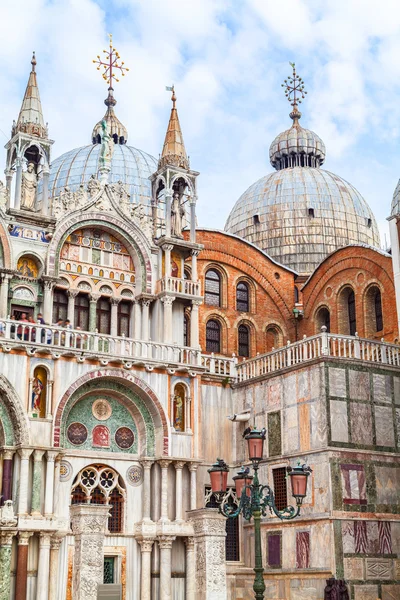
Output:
(281, 62), (307, 122)
(93, 33), (129, 89)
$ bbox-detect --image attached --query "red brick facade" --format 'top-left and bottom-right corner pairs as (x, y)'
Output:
(188, 231), (398, 358)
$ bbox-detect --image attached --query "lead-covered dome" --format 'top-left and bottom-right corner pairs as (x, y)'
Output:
(225, 64), (380, 274)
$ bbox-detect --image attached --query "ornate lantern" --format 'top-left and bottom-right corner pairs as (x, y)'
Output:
(208, 458), (229, 494)
(244, 427), (266, 465)
(232, 466), (253, 498)
(287, 462), (312, 505)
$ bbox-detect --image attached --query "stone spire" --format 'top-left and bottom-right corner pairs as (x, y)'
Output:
(92, 88), (128, 145)
(158, 87), (189, 170)
(13, 52), (48, 139)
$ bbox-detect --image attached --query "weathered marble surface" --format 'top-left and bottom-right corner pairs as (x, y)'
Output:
(0, 535), (13, 600)
(330, 400), (349, 442)
(344, 557), (364, 580)
(353, 584), (379, 600)
(375, 466), (400, 505)
(365, 557), (392, 580)
(329, 367), (346, 397)
(373, 374), (392, 403)
(382, 584), (400, 600)
(349, 370), (370, 401)
(374, 405), (395, 447)
(350, 402), (373, 445)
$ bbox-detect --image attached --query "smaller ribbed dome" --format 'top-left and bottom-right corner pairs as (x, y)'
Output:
(391, 179), (400, 216)
(269, 124), (325, 170)
(91, 89), (128, 145)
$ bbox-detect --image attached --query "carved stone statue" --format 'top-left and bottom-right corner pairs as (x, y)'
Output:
(171, 192), (185, 238)
(21, 162), (38, 210)
(88, 174), (101, 197)
(0, 181), (8, 208)
(99, 119), (114, 168)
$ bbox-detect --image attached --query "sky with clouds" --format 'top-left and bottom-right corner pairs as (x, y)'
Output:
(1, 0), (400, 246)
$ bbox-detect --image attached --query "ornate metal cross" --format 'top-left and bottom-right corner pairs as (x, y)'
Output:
(93, 33), (129, 88)
(281, 62), (307, 113)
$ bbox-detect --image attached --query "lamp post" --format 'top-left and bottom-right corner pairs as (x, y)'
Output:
(208, 427), (312, 600)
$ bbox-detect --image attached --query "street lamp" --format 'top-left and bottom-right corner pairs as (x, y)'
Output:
(208, 427), (312, 600)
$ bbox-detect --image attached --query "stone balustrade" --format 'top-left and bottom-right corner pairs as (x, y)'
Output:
(201, 352), (237, 377)
(160, 275), (201, 297)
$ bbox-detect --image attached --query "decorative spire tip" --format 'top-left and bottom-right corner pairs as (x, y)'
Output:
(31, 52), (36, 71)
(281, 62), (307, 124)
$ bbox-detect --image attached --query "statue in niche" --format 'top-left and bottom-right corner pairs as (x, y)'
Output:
(21, 162), (38, 210)
(173, 384), (185, 431)
(31, 366), (47, 417)
(171, 192), (185, 238)
(99, 119), (114, 168)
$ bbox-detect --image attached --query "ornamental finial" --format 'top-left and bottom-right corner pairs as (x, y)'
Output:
(92, 33), (129, 91)
(281, 62), (307, 124)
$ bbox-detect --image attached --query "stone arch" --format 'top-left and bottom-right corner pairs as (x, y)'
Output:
(0, 375), (30, 445)
(53, 368), (169, 455)
(0, 217), (11, 268)
(363, 282), (384, 337)
(46, 212), (154, 294)
(337, 285), (357, 336)
(265, 322), (285, 352)
(314, 304), (331, 334)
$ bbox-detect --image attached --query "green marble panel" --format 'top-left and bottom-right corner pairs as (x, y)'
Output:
(0, 544), (12, 600)
(0, 402), (14, 445)
(31, 459), (42, 513)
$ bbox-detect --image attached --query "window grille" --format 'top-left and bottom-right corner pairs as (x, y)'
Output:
(205, 487), (240, 561)
(375, 289), (383, 332)
(236, 282), (249, 312)
(348, 290), (356, 336)
(206, 319), (221, 353)
(117, 301), (130, 337)
(272, 467), (287, 511)
(109, 488), (123, 533)
(103, 557), (115, 584)
(205, 269), (221, 306)
(238, 324), (250, 357)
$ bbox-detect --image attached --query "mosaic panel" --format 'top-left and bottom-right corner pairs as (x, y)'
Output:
(350, 403), (373, 446)
(126, 465), (143, 486)
(330, 400), (349, 442)
(374, 405), (395, 447)
(92, 398), (112, 420)
(373, 374), (392, 403)
(60, 460), (73, 482)
(349, 370), (370, 401)
(115, 426), (135, 449)
(67, 422), (88, 445)
(329, 367), (346, 398)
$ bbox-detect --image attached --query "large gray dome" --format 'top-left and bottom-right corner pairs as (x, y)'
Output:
(225, 166), (380, 274)
(48, 143), (157, 206)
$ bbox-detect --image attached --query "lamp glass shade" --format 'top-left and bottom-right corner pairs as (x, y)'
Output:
(246, 434), (264, 462)
(234, 474), (253, 498)
(290, 473), (308, 498)
(208, 460), (229, 494)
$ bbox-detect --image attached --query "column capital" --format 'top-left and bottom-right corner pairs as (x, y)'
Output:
(188, 463), (198, 472)
(191, 299), (202, 307)
(190, 249), (200, 257)
(137, 538), (155, 552)
(140, 298), (152, 308)
(50, 535), (64, 550)
(158, 459), (172, 469)
(158, 535), (175, 550)
(110, 297), (121, 305)
(174, 461), (186, 471)
(18, 448), (33, 460)
(18, 531), (33, 545)
(161, 243), (174, 252)
(0, 531), (16, 546)
(39, 533), (52, 548)
(140, 458), (154, 470)
(160, 295), (175, 306)
(184, 536), (195, 550)
(46, 450), (59, 462)
(2, 448), (15, 460)
(33, 449), (45, 461)
(89, 293), (101, 303)
(67, 289), (80, 298)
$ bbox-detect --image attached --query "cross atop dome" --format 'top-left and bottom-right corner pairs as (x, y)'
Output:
(281, 62), (307, 125)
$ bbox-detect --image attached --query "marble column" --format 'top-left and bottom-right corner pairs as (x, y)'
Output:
(158, 536), (175, 600)
(31, 449), (45, 516)
(0, 274), (11, 319)
(163, 244), (173, 278)
(187, 508), (227, 600)
(36, 533), (51, 600)
(133, 300), (142, 339)
(15, 531), (33, 600)
(140, 459), (153, 521)
(174, 461), (185, 522)
(18, 448), (33, 516)
(43, 280), (55, 324)
(44, 451), (58, 517)
(190, 300), (201, 348)
(165, 190), (172, 238)
(41, 169), (50, 215)
(129, 301), (135, 337)
(138, 538), (154, 600)
(185, 537), (196, 600)
(161, 296), (175, 344)
(0, 531), (15, 600)
(14, 159), (22, 210)
(110, 298), (120, 337)
(52, 456), (61, 518)
(49, 536), (63, 600)
(141, 299), (151, 341)
(189, 464), (198, 512)
(158, 460), (171, 522)
(70, 504), (110, 600)
(189, 198), (197, 243)
(67, 290), (79, 325)
(1, 449), (14, 504)
(89, 293), (100, 332)
(190, 249), (199, 281)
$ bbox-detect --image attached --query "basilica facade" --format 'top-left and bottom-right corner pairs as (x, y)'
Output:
(0, 53), (399, 600)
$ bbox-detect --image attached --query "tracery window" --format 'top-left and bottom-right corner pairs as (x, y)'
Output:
(205, 269), (221, 307)
(236, 282), (249, 312)
(238, 324), (250, 357)
(206, 319), (221, 353)
(71, 465), (125, 533)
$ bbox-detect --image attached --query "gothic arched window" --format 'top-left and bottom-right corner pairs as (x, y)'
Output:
(236, 282), (249, 312)
(238, 324), (250, 357)
(205, 269), (221, 307)
(206, 319), (221, 353)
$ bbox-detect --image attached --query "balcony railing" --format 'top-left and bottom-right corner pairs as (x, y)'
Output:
(201, 353), (237, 377)
(236, 330), (400, 382)
(0, 319), (201, 367)
(160, 276), (201, 296)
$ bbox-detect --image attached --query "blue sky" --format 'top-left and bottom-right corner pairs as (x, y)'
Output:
(1, 0), (400, 246)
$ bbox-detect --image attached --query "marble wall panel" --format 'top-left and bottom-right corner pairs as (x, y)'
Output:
(365, 558), (392, 580)
(330, 400), (349, 443)
(394, 559), (400, 579)
(354, 521), (368, 554)
(350, 403), (373, 446)
(374, 405), (395, 447)
(373, 374), (392, 403)
(343, 557), (364, 580)
(394, 378), (400, 404)
(282, 527), (295, 570)
(296, 532), (310, 569)
(311, 523), (331, 569)
(365, 521), (379, 554)
(267, 411), (282, 457)
(310, 400), (327, 449)
(340, 464), (366, 504)
(283, 374), (297, 407)
(283, 406), (299, 453)
(382, 585), (400, 600)
(391, 522), (400, 554)
(375, 466), (400, 505)
(395, 409), (400, 446)
(297, 370), (309, 401)
(349, 370), (370, 401)
(310, 365), (323, 400)
(353, 585), (379, 600)
(290, 579), (326, 600)
(379, 521), (392, 554)
(329, 367), (346, 398)
(299, 404), (310, 452)
(266, 378), (283, 410)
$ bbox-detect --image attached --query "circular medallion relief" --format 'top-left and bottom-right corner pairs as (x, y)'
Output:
(126, 465), (143, 486)
(67, 422), (88, 445)
(325, 286), (333, 298)
(115, 427), (135, 449)
(59, 460), (73, 482)
(92, 398), (112, 421)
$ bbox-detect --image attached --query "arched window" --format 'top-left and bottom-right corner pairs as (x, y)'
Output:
(236, 282), (249, 312)
(348, 290), (356, 336)
(172, 383), (186, 432)
(265, 325), (283, 352)
(118, 301), (131, 337)
(96, 298), (111, 334)
(315, 307), (331, 333)
(375, 289), (383, 332)
(183, 313), (190, 347)
(71, 465), (125, 533)
(294, 286), (299, 303)
(74, 294), (89, 331)
(53, 289), (68, 323)
(238, 324), (250, 357)
(365, 286), (384, 336)
(205, 269), (221, 307)
(206, 319), (221, 353)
